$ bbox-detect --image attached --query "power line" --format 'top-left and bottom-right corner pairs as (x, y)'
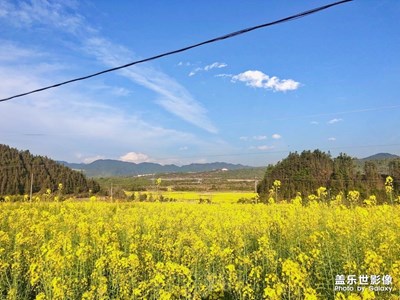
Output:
(0, 0), (353, 103)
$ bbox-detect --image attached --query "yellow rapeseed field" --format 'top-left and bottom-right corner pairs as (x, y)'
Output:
(130, 191), (258, 203)
(0, 201), (399, 299)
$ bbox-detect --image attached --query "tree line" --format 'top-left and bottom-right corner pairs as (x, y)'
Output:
(257, 150), (400, 201)
(0, 144), (100, 196)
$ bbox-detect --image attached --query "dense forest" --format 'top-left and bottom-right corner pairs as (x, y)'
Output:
(0, 144), (100, 195)
(257, 149), (400, 200)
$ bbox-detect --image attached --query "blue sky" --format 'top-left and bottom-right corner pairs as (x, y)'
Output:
(0, 0), (399, 166)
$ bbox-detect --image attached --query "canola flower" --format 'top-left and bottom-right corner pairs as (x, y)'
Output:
(0, 200), (399, 299)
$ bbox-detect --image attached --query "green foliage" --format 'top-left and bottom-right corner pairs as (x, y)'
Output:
(258, 150), (395, 201)
(198, 197), (212, 204)
(389, 158), (400, 190)
(237, 197), (258, 204)
(0, 144), (100, 196)
(138, 193), (148, 202)
(258, 150), (334, 199)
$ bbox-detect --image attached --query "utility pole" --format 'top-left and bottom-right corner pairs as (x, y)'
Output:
(110, 183), (113, 201)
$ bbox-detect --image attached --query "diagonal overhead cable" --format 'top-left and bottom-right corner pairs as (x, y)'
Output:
(0, 0), (352, 103)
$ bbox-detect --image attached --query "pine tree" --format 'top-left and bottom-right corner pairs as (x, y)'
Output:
(0, 144), (99, 196)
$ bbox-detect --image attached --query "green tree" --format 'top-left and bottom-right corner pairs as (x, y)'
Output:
(0, 143), (100, 196)
(331, 153), (355, 194)
(389, 159), (400, 191)
(258, 150), (333, 199)
(363, 161), (383, 195)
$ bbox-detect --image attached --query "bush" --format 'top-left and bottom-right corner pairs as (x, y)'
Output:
(237, 197), (257, 204)
(198, 198), (211, 204)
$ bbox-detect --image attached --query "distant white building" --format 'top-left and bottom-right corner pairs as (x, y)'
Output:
(221, 168), (228, 172)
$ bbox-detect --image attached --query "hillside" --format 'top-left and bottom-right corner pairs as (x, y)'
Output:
(354, 152), (400, 174)
(0, 144), (99, 195)
(361, 153), (399, 161)
(258, 150), (400, 200)
(61, 159), (251, 177)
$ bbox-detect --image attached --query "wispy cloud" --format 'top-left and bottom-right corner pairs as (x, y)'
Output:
(253, 135), (267, 141)
(328, 137), (336, 141)
(240, 135), (268, 141)
(0, 96), (208, 165)
(0, 40), (218, 164)
(310, 121), (319, 125)
(0, 0), (90, 35)
(241, 134), (281, 142)
(1, 0), (217, 134)
(178, 61), (192, 67)
(0, 40), (44, 63)
(85, 38), (217, 133)
(327, 118), (343, 124)
(188, 69), (200, 77)
(188, 62), (227, 76)
(231, 70), (300, 92)
(257, 145), (274, 151)
(204, 62), (227, 71)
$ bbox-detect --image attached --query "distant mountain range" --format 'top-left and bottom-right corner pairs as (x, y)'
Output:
(59, 160), (252, 177)
(360, 153), (399, 161)
(59, 152), (400, 178)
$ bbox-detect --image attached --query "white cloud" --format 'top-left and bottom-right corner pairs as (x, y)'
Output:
(179, 146), (189, 151)
(189, 62), (227, 76)
(257, 145), (274, 151)
(204, 62), (227, 71)
(231, 70), (300, 92)
(120, 152), (151, 163)
(253, 135), (267, 140)
(310, 121), (319, 125)
(272, 134), (282, 139)
(327, 118), (343, 124)
(241, 136), (268, 141)
(188, 67), (201, 77)
(328, 137), (336, 141)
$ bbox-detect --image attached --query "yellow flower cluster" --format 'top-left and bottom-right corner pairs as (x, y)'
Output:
(0, 201), (399, 299)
